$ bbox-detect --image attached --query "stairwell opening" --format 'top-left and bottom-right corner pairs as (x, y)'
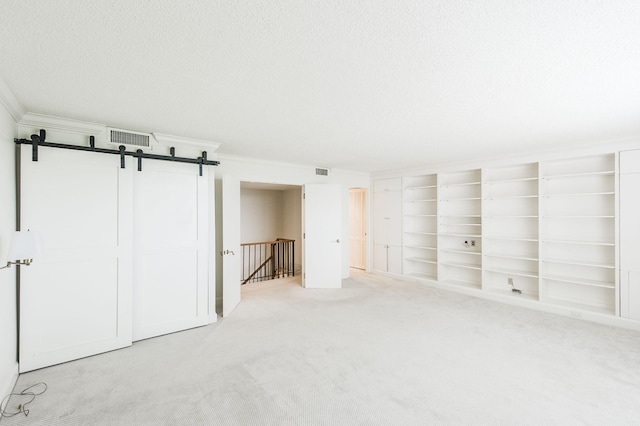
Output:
(239, 182), (303, 286)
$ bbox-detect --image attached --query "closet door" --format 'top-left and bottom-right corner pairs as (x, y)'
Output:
(19, 145), (133, 372)
(620, 150), (640, 320)
(132, 159), (209, 340)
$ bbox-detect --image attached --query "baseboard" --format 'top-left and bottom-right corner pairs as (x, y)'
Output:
(372, 271), (640, 332)
(0, 362), (19, 400)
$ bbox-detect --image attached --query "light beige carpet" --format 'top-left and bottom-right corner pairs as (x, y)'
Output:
(3, 270), (640, 425)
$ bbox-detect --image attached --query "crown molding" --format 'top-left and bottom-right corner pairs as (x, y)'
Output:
(0, 74), (25, 122)
(18, 113), (106, 137)
(216, 153), (316, 170)
(153, 133), (221, 152)
(373, 133), (640, 178)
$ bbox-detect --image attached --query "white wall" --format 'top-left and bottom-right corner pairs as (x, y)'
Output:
(0, 102), (17, 397)
(240, 189), (283, 243)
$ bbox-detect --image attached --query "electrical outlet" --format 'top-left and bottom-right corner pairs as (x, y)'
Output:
(470, 240), (476, 247)
(508, 277), (514, 286)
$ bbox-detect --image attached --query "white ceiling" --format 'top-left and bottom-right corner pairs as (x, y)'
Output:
(1, 1), (639, 173)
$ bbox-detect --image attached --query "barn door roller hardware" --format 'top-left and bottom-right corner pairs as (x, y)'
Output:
(14, 129), (220, 175)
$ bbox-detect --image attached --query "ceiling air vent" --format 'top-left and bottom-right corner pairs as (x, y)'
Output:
(315, 168), (329, 176)
(107, 128), (151, 149)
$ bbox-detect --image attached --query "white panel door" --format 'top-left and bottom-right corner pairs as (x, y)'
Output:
(349, 188), (366, 269)
(132, 160), (209, 341)
(619, 171), (640, 320)
(222, 175), (241, 316)
(373, 244), (388, 271)
(303, 184), (342, 288)
(19, 145), (133, 372)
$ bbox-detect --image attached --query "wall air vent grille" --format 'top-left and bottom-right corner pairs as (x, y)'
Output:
(316, 168), (329, 176)
(108, 128), (151, 148)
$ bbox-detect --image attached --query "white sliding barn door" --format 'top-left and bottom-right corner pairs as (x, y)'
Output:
(19, 145), (133, 372)
(303, 184), (342, 288)
(222, 175), (241, 316)
(132, 160), (209, 341)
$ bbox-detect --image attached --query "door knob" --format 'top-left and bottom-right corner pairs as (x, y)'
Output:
(335, 239), (340, 243)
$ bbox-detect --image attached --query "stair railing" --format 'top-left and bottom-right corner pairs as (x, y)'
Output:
(241, 238), (295, 284)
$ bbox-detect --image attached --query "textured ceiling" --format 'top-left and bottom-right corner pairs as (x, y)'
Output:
(1, 1), (639, 172)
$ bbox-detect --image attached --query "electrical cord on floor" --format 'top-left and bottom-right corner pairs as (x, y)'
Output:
(0, 382), (47, 418)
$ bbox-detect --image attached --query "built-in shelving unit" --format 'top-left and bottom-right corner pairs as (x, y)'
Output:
(373, 150), (625, 321)
(482, 163), (539, 301)
(403, 174), (438, 280)
(438, 169), (482, 289)
(539, 154), (616, 315)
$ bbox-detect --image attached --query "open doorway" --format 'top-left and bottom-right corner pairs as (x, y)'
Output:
(349, 188), (367, 270)
(221, 179), (343, 316)
(240, 182), (303, 286)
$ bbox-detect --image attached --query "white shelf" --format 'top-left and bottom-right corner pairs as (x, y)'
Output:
(542, 170), (614, 179)
(441, 261), (482, 270)
(483, 215), (538, 218)
(484, 235), (538, 242)
(484, 195), (538, 200)
(406, 272), (437, 280)
(440, 181), (481, 188)
(541, 258), (614, 269)
(484, 252), (538, 261)
(402, 174), (438, 280)
(484, 176), (538, 183)
(486, 287), (539, 302)
(484, 266), (538, 279)
(543, 274), (615, 289)
(541, 238), (614, 246)
(444, 279), (481, 289)
(405, 185), (437, 190)
(542, 192), (614, 197)
(440, 248), (481, 256)
(538, 154), (616, 315)
(540, 215), (614, 219)
(439, 164), (481, 265)
(543, 297), (614, 315)
(405, 257), (437, 264)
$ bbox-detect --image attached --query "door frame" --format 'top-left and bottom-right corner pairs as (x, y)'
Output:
(220, 177), (306, 316)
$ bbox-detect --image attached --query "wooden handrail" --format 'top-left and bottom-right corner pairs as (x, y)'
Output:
(241, 238), (294, 246)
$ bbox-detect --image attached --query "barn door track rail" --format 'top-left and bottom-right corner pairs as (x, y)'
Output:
(15, 129), (220, 175)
